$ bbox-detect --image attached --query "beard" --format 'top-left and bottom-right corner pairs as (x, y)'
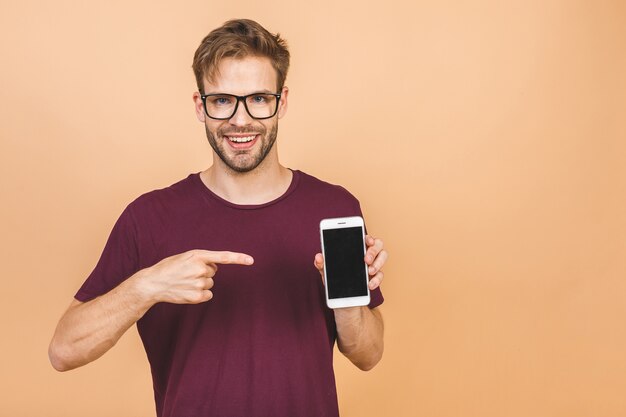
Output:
(204, 122), (278, 173)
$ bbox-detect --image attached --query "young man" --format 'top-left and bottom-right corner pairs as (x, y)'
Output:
(49, 19), (388, 417)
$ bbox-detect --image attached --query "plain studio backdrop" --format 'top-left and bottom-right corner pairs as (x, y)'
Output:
(1, 1), (625, 416)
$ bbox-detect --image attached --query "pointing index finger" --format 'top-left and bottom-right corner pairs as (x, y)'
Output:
(191, 250), (254, 265)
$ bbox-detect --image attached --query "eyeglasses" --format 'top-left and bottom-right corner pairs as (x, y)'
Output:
(200, 92), (282, 120)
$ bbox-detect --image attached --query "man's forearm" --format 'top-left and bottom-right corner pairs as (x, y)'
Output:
(48, 271), (154, 372)
(334, 306), (384, 371)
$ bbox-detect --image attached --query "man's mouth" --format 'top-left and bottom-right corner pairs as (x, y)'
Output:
(223, 133), (260, 149)
(225, 134), (257, 143)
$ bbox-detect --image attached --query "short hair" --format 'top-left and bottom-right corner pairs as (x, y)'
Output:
(192, 19), (290, 94)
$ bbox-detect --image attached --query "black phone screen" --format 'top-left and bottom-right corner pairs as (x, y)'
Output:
(323, 226), (368, 299)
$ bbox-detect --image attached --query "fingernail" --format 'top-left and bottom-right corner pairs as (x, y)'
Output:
(246, 256), (254, 264)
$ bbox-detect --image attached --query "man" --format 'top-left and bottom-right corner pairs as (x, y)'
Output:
(49, 19), (387, 417)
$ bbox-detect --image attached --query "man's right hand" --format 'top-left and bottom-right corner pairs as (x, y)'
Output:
(137, 249), (254, 305)
(49, 249), (253, 372)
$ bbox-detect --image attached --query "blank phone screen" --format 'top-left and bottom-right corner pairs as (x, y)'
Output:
(323, 226), (368, 299)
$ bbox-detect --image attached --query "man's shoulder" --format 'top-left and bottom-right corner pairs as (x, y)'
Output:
(295, 169), (359, 203)
(293, 169), (364, 219)
(126, 173), (199, 213)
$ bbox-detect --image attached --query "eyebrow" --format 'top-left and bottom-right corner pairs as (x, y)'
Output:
(203, 89), (276, 95)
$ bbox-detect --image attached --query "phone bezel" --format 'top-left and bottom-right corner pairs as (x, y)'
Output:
(319, 216), (371, 309)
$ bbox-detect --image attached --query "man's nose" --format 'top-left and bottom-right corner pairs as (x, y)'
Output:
(229, 99), (253, 126)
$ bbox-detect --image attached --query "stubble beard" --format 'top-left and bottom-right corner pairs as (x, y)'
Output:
(205, 122), (279, 173)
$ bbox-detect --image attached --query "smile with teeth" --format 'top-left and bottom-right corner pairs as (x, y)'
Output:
(226, 135), (257, 143)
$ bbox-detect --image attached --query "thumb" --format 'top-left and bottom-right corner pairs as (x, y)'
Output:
(314, 253), (324, 271)
(314, 253), (325, 285)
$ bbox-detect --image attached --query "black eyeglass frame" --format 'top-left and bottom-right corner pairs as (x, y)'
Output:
(200, 92), (282, 120)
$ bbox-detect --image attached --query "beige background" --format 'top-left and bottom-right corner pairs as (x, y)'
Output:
(1, 0), (625, 416)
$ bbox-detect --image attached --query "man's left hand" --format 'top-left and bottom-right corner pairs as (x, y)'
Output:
(314, 234), (388, 291)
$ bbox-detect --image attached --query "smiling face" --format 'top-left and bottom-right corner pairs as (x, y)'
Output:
(193, 56), (289, 173)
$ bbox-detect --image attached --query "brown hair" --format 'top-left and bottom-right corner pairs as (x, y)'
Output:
(192, 19), (290, 94)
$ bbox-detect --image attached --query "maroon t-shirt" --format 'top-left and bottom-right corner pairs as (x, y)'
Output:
(75, 169), (384, 417)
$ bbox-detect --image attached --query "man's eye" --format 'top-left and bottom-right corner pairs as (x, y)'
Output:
(212, 97), (232, 106)
(251, 95), (267, 103)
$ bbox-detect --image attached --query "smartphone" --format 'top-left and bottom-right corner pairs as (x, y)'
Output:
(320, 216), (370, 309)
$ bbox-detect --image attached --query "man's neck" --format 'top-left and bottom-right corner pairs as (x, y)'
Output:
(199, 158), (293, 206)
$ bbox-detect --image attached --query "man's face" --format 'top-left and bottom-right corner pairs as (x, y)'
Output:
(193, 56), (288, 173)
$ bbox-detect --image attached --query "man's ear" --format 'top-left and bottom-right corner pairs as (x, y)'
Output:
(277, 86), (289, 119)
(192, 91), (206, 123)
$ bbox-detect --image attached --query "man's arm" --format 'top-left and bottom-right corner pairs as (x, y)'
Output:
(48, 273), (154, 372)
(314, 235), (387, 371)
(334, 306), (384, 371)
(48, 250), (253, 372)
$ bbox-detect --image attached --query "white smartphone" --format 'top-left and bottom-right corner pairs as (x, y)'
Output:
(320, 216), (370, 309)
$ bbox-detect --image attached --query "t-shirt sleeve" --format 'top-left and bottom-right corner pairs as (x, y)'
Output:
(74, 204), (140, 302)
